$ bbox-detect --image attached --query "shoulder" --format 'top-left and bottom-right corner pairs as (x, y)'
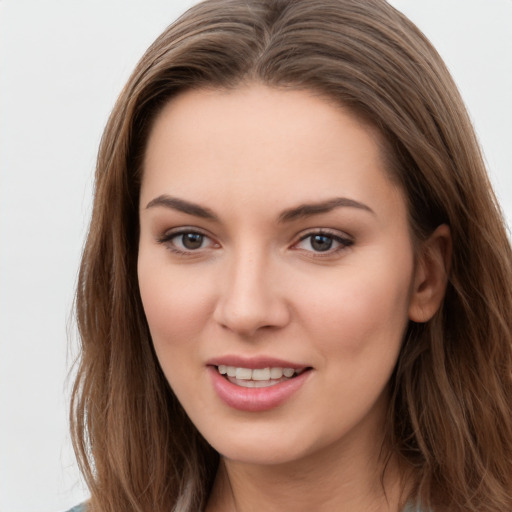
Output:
(64, 504), (87, 512)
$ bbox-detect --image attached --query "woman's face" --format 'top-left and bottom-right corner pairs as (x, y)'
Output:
(138, 85), (418, 466)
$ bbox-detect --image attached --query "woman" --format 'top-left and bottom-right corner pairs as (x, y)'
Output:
(70, 0), (512, 511)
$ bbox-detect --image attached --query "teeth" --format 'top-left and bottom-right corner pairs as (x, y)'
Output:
(217, 366), (299, 381)
(270, 367), (283, 379)
(283, 368), (295, 378)
(235, 367), (252, 380)
(252, 368), (270, 380)
(235, 379), (281, 388)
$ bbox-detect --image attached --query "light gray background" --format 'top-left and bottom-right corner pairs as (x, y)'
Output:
(0, 1), (511, 511)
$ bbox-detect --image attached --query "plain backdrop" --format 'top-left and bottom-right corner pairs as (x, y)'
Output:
(0, 1), (511, 511)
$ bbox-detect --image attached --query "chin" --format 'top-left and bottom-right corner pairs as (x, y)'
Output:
(199, 420), (337, 468)
(217, 441), (309, 466)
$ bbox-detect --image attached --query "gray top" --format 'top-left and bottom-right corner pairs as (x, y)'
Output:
(66, 503), (425, 512)
(65, 505), (86, 512)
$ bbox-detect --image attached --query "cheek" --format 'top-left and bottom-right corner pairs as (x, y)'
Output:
(297, 250), (414, 361)
(137, 259), (217, 410)
(137, 257), (213, 353)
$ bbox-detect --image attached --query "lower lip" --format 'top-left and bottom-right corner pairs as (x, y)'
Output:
(208, 366), (311, 412)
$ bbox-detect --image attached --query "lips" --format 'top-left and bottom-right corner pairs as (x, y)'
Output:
(207, 356), (312, 412)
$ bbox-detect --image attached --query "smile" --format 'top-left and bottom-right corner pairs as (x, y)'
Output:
(217, 365), (304, 388)
(208, 361), (311, 411)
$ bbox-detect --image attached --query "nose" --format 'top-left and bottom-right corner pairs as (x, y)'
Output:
(213, 249), (291, 337)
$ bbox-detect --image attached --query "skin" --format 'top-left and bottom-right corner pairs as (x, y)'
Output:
(137, 84), (450, 512)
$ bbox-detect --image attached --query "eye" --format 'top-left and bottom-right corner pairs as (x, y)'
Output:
(157, 229), (218, 254)
(176, 232), (206, 250)
(294, 231), (353, 254)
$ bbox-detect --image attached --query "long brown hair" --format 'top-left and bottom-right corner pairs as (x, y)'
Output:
(71, 1), (512, 510)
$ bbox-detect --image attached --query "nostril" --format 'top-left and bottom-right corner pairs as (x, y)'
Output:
(213, 287), (291, 336)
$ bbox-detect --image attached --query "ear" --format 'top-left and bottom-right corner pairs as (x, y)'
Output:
(408, 224), (452, 323)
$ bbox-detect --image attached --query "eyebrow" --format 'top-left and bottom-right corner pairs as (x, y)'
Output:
(145, 194), (374, 222)
(278, 197), (374, 222)
(145, 195), (218, 221)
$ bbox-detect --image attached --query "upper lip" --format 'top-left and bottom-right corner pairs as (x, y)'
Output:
(206, 355), (309, 370)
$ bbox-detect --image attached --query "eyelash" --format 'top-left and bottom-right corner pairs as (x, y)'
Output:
(157, 228), (217, 256)
(294, 229), (353, 256)
(156, 228), (353, 257)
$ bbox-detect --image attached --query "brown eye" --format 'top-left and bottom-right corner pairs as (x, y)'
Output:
(310, 234), (333, 252)
(180, 232), (204, 250)
(157, 229), (216, 254)
(295, 231), (353, 255)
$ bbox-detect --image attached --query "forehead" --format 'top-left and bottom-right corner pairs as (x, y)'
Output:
(140, 84), (404, 221)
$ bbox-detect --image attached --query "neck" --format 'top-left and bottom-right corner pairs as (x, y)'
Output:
(206, 433), (407, 512)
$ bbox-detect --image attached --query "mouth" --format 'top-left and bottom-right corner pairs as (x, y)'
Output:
(216, 365), (308, 388)
(207, 358), (312, 412)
